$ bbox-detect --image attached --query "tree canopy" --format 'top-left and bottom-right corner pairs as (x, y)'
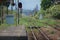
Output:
(0, 0), (11, 6)
(41, 0), (54, 10)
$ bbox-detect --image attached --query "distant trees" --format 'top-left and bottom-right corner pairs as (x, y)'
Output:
(41, 0), (54, 10)
(40, 0), (60, 19)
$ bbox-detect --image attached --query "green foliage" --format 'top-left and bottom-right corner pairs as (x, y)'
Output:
(50, 5), (60, 19)
(42, 4), (60, 19)
(40, 0), (60, 19)
(45, 5), (60, 19)
(41, 0), (53, 10)
(19, 16), (58, 27)
(39, 9), (45, 14)
(33, 11), (40, 19)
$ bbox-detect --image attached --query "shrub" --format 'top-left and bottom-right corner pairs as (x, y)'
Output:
(45, 5), (60, 19)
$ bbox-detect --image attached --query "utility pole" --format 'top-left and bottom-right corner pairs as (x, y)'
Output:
(15, 0), (18, 26)
(18, 0), (19, 24)
(1, 3), (3, 24)
(18, 2), (22, 24)
(10, 0), (15, 15)
(6, 1), (10, 15)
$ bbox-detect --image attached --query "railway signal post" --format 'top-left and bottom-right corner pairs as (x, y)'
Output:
(18, 2), (22, 24)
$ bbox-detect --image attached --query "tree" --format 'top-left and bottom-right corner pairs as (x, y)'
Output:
(41, 0), (54, 10)
(45, 5), (60, 19)
(50, 5), (60, 19)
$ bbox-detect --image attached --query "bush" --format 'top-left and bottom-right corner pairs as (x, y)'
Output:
(45, 5), (60, 19)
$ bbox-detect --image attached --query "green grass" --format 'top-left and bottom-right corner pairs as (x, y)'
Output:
(0, 24), (10, 30)
(0, 19), (17, 30)
(19, 17), (60, 28)
(0, 15), (60, 30)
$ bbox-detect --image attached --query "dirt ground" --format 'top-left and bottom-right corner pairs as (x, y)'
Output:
(0, 25), (27, 36)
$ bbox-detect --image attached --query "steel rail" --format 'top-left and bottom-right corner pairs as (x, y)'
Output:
(38, 29), (50, 40)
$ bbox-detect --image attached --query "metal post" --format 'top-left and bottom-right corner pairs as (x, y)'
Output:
(0, 7), (1, 25)
(11, 0), (14, 14)
(15, 0), (17, 26)
(7, 6), (8, 15)
(6, 1), (10, 15)
(0, 6), (2, 24)
(11, 6), (13, 14)
(11, 1), (13, 14)
(1, 4), (3, 24)
(20, 8), (22, 18)
(18, 2), (22, 24)
(18, 0), (19, 24)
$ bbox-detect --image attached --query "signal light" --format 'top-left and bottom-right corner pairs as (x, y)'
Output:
(11, 3), (15, 6)
(18, 2), (22, 8)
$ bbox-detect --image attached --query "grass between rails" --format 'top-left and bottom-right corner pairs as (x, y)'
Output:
(19, 17), (60, 28)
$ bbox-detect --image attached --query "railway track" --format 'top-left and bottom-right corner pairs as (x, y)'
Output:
(28, 26), (50, 40)
(40, 22), (60, 31)
(38, 29), (50, 40)
(47, 23), (60, 31)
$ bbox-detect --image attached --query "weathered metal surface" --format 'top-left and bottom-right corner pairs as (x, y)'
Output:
(6, 15), (14, 24)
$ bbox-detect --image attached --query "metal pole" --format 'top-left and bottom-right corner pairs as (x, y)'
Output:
(18, 0), (19, 24)
(15, 0), (17, 26)
(11, 6), (13, 14)
(1, 6), (2, 24)
(11, 0), (13, 14)
(0, 6), (1, 25)
(1, 4), (3, 24)
(11, 4), (13, 14)
(7, 6), (8, 15)
(20, 8), (22, 18)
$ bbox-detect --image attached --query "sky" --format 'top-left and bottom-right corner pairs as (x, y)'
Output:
(8, 0), (41, 10)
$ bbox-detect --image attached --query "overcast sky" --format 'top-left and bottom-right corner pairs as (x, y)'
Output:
(8, 0), (41, 10)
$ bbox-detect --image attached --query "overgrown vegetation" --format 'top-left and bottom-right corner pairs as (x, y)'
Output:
(0, 0), (60, 29)
(41, 0), (54, 10)
(19, 16), (58, 27)
(40, 0), (60, 19)
(21, 0), (60, 27)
